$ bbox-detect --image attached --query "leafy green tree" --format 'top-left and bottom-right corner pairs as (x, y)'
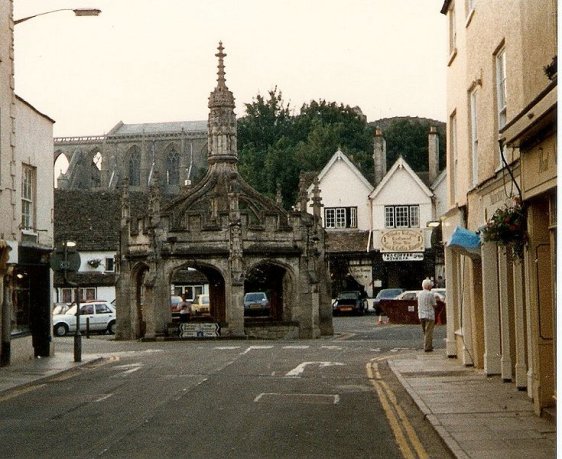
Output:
(371, 118), (446, 172)
(237, 89), (445, 208)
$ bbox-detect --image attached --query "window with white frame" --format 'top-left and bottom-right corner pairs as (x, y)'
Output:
(448, 3), (456, 55)
(21, 164), (36, 230)
(105, 257), (115, 272)
(496, 47), (507, 130)
(450, 112), (458, 203)
(384, 205), (419, 228)
(60, 287), (96, 303)
(470, 88), (479, 187)
(324, 207), (357, 229)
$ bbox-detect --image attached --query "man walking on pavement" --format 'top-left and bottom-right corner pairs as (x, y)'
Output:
(418, 278), (437, 352)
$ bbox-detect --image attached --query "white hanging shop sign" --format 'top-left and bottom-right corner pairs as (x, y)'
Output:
(380, 229), (424, 252)
(380, 229), (424, 262)
(382, 252), (424, 262)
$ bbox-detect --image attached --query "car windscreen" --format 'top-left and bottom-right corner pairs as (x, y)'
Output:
(245, 293), (265, 302)
(377, 289), (402, 299)
(338, 292), (358, 299)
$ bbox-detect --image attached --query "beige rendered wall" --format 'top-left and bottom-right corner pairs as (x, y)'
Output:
(0, 0), (17, 241)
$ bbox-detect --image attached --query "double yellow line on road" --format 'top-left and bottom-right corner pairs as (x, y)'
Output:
(367, 358), (428, 459)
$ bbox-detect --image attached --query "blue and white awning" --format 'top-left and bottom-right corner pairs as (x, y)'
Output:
(446, 226), (481, 258)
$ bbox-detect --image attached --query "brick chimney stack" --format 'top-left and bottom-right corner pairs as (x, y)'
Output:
(428, 126), (439, 184)
(373, 128), (386, 187)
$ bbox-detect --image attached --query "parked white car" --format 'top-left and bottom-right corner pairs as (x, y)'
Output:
(53, 301), (116, 336)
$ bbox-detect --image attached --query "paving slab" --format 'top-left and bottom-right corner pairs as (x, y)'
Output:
(389, 352), (556, 459)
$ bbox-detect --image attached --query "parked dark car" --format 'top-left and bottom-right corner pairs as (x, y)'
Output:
(372, 288), (404, 314)
(244, 292), (270, 317)
(332, 291), (368, 315)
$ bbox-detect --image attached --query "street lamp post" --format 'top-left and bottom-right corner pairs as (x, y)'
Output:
(62, 241), (81, 362)
(14, 8), (101, 25)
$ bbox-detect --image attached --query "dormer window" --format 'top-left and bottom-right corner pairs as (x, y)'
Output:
(325, 207), (357, 229)
(385, 205), (419, 228)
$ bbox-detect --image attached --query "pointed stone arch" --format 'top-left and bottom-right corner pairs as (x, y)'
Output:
(244, 259), (297, 321)
(168, 260), (227, 323)
(127, 145), (141, 187)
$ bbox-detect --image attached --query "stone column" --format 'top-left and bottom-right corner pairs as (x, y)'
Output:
(498, 250), (513, 381)
(461, 257), (475, 366)
(481, 241), (501, 375)
(512, 260), (528, 390)
(444, 246), (457, 357)
(522, 255), (534, 399)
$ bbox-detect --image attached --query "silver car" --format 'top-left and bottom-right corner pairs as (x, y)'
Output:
(53, 301), (116, 336)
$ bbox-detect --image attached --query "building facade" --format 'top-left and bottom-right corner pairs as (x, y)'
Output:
(55, 120), (208, 193)
(440, 0), (556, 417)
(308, 128), (446, 297)
(0, 1), (55, 364)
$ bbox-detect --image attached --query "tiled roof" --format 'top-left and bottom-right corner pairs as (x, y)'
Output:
(325, 230), (370, 253)
(54, 190), (122, 250)
(54, 190), (174, 250)
(109, 121), (207, 136)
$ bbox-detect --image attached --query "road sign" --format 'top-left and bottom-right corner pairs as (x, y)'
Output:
(49, 250), (81, 272)
(179, 322), (220, 338)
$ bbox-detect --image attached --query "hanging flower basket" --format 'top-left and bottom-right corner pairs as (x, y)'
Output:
(87, 258), (102, 268)
(481, 199), (527, 260)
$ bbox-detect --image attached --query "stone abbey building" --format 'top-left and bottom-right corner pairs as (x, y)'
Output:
(54, 121), (208, 193)
(114, 43), (333, 339)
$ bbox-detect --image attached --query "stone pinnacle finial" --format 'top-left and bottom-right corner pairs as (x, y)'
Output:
(215, 41), (228, 88)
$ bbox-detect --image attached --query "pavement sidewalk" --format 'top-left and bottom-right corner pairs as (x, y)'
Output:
(0, 352), (104, 396)
(388, 352), (557, 459)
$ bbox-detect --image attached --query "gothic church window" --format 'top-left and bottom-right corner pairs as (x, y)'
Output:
(166, 148), (180, 185)
(128, 148), (141, 186)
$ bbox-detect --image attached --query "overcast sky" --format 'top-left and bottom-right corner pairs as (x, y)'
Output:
(14, 0), (447, 138)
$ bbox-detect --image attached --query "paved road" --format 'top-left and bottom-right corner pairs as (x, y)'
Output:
(0, 317), (450, 458)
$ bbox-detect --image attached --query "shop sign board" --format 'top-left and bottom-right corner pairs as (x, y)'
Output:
(382, 252), (424, 262)
(380, 229), (424, 252)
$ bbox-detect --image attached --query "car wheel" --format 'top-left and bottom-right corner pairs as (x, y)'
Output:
(107, 321), (116, 335)
(54, 323), (68, 337)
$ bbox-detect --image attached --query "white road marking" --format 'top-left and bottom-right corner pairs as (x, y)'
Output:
(254, 393), (340, 405)
(242, 346), (274, 354)
(282, 345), (310, 349)
(321, 345), (342, 350)
(94, 394), (113, 402)
(215, 346), (241, 350)
(285, 361), (345, 377)
(113, 363), (143, 376)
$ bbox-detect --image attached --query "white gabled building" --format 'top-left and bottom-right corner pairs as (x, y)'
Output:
(307, 127), (446, 298)
(307, 148), (374, 231)
(369, 156), (434, 251)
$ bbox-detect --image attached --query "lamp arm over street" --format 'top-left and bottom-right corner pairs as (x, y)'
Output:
(14, 8), (101, 25)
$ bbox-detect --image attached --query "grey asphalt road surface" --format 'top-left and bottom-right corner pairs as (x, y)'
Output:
(0, 317), (449, 458)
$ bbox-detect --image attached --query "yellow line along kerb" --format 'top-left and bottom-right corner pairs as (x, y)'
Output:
(367, 360), (429, 459)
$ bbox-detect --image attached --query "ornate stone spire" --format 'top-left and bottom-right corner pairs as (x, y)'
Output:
(207, 42), (237, 164)
(208, 41), (235, 110)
